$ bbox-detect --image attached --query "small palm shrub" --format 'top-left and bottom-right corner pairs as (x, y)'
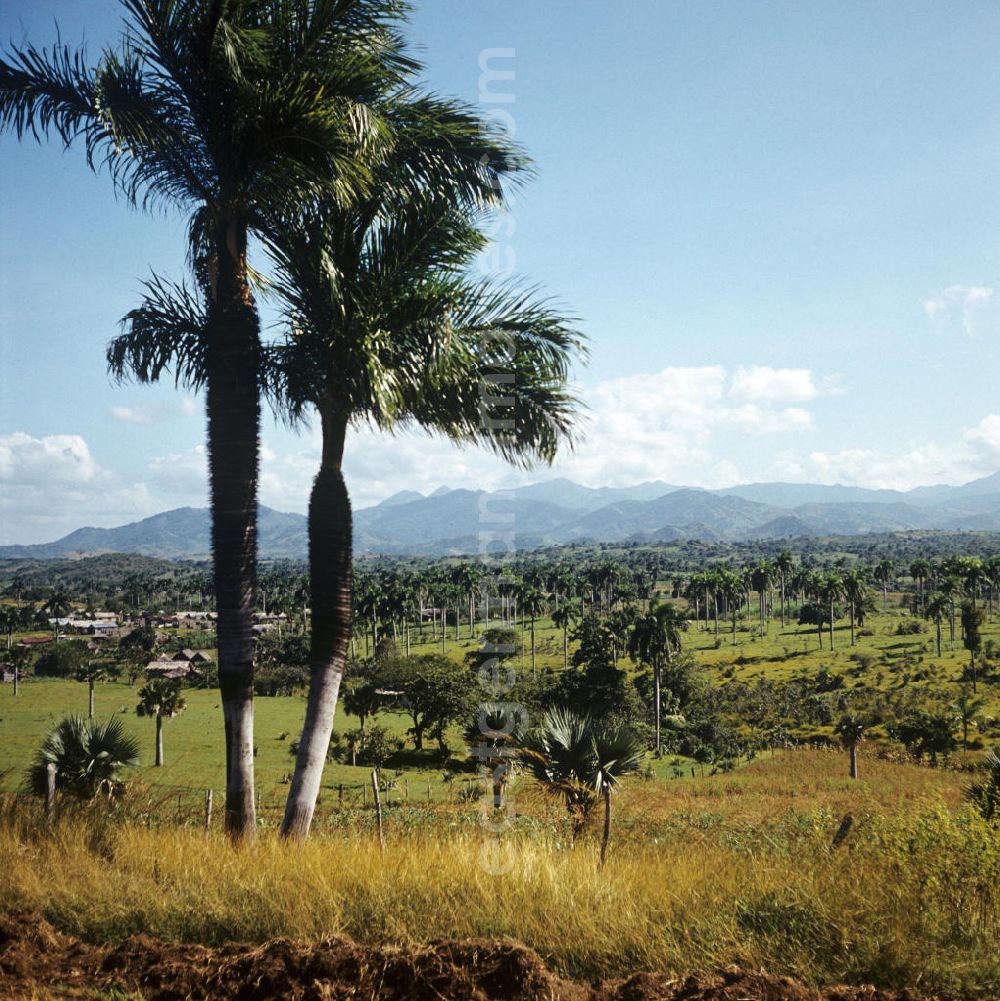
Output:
(25, 716), (140, 800)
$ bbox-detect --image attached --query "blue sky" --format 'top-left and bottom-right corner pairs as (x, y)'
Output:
(1, 0), (999, 543)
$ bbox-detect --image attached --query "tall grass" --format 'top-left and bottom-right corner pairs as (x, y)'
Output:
(1, 772), (997, 996)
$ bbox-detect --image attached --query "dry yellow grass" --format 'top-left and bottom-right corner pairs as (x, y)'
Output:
(1, 750), (997, 996)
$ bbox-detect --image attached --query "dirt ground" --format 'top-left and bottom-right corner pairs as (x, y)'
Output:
(0, 912), (939, 1000)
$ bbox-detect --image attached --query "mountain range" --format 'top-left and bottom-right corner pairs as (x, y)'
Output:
(3, 472), (1000, 560)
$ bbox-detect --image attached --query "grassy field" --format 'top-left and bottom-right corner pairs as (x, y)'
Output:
(1, 597), (997, 811)
(1, 750), (996, 996)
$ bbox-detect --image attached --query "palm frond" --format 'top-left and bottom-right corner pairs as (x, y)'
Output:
(108, 273), (208, 388)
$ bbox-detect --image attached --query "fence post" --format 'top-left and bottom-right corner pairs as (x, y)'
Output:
(338, 783), (343, 805)
(204, 789), (213, 833)
(404, 779), (409, 803)
(426, 778), (431, 803)
(45, 763), (56, 824)
(371, 770), (384, 856)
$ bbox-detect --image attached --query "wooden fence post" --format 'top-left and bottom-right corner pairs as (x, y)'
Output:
(404, 779), (409, 803)
(338, 783), (343, 805)
(371, 770), (384, 856)
(204, 789), (213, 833)
(426, 779), (431, 803)
(45, 763), (56, 824)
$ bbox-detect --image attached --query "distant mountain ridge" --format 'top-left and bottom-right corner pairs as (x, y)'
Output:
(2, 472), (999, 559)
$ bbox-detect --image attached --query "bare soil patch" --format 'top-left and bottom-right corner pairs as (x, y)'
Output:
(0, 912), (939, 1000)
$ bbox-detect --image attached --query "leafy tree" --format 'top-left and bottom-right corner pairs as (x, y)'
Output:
(356, 722), (403, 773)
(381, 654), (472, 753)
(25, 716), (139, 800)
(341, 659), (381, 736)
(254, 632), (310, 696)
(34, 639), (89, 679)
(888, 710), (957, 765)
(136, 678), (187, 767)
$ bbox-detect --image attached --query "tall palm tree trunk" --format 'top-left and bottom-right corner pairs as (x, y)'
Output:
(654, 659), (661, 751)
(207, 215), (261, 842)
(88, 678), (95, 720)
(849, 744), (858, 780)
(282, 413), (353, 842)
(155, 712), (164, 767)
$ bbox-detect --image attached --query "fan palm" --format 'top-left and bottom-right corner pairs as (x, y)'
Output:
(137, 678), (187, 767)
(25, 716), (140, 800)
(519, 708), (644, 865)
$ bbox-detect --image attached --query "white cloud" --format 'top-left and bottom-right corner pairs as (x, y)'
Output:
(0, 432), (155, 544)
(923, 285), (997, 336)
(111, 399), (202, 425)
(729, 365), (817, 403)
(769, 412), (1000, 490)
(723, 404), (814, 434)
(147, 445), (208, 500)
(963, 414), (1000, 455)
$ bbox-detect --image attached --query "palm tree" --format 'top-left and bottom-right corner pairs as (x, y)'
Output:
(626, 600), (685, 751)
(950, 689), (985, 751)
(551, 601), (580, 669)
(136, 678), (187, 767)
(519, 708), (644, 863)
(925, 592), (949, 657)
(76, 660), (114, 720)
(519, 586), (546, 679)
(960, 599), (984, 693)
(43, 587), (73, 641)
(750, 561), (774, 635)
(4, 0), (412, 841)
(716, 567), (742, 647)
(821, 571), (844, 650)
(261, 198), (580, 839)
(835, 712), (867, 779)
(775, 552), (794, 627)
(25, 716), (140, 800)
(842, 566), (870, 647)
(0, 605), (17, 653)
(874, 558), (894, 609)
(909, 557), (931, 614)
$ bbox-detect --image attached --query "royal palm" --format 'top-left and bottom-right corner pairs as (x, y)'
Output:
(2, 0), (414, 840)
